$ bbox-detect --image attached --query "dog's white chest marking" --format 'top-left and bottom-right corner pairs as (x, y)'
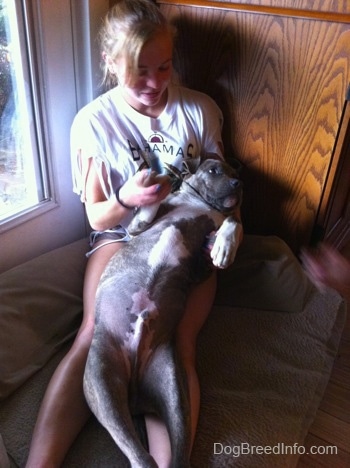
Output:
(148, 225), (190, 269)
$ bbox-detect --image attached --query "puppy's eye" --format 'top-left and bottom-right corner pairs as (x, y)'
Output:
(208, 167), (218, 174)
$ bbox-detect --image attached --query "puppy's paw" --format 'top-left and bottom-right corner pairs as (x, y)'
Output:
(128, 203), (160, 235)
(210, 221), (243, 269)
(210, 236), (238, 268)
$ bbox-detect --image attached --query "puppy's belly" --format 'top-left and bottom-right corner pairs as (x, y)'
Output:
(121, 288), (158, 376)
(102, 224), (192, 378)
(121, 226), (188, 373)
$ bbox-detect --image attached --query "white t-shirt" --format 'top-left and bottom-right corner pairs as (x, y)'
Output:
(71, 84), (223, 228)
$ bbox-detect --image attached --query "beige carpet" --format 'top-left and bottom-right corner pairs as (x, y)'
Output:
(193, 290), (345, 467)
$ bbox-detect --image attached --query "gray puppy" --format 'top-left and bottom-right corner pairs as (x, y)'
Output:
(84, 158), (243, 468)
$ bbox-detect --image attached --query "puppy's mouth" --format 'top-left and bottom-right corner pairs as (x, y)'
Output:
(223, 194), (240, 209)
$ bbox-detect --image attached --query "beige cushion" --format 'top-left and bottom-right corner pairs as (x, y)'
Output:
(216, 235), (312, 312)
(0, 239), (88, 400)
(0, 235), (309, 401)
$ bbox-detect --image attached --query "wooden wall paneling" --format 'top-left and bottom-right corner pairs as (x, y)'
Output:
(159, 2), (350, 252)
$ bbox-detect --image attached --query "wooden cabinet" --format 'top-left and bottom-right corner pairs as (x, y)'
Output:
(316, 89), (350, 249)
(158, 0), (350, 252)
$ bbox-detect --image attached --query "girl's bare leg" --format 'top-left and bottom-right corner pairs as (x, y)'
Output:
(146, 271), (217, 467)
(26, 242), (123, 468)
(176, 271), (217, 446)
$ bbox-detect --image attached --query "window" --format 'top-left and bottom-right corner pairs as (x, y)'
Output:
(0, 0), (106, 273)
(0, 0), (49, 223)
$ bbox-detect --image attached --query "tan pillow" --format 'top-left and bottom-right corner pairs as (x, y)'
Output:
(216, 235), (312, 312)
(0, 238), (88, 400)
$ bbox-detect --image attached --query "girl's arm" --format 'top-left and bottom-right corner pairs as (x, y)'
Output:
(84, 160), (171, 231)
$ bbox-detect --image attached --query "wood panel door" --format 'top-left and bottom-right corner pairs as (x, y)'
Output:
(159, 1), (350, 252)
(314, 88), (350, 249)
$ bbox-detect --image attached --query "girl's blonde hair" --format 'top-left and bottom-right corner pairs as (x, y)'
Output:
(100, 0), (174, 89)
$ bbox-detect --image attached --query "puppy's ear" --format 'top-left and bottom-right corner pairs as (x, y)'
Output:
(162, 158), (200, 191)
(182, 156), (201, 179)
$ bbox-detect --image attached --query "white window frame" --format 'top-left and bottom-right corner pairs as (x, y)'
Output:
(0, 0), (54, 229)
(0, 0), (109, 273)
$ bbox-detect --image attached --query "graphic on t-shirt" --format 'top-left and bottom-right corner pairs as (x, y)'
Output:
(148, 133), (164, 144)
(127, 132), (194, 174)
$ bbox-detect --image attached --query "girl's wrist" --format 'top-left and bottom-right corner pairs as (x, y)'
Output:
(115, 186), (136, 210)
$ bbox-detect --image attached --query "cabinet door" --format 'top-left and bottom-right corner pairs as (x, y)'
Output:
(314, 88), (350, 249)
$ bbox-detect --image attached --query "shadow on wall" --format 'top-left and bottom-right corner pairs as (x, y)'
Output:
(171, 13), (294, 248)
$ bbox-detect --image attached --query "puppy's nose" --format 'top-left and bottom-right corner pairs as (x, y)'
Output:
(230, 179), (242, 189)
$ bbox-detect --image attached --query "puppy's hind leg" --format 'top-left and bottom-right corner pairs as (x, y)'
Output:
(84, 333), (157, 468)
(141, 343), (192, 468)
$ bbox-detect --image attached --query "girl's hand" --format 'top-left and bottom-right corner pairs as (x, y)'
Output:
(301, 243), (350, 298)
(118, 169), (171, 208)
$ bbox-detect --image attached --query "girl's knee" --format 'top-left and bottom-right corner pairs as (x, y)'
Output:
(73, 319), (95, 353)
(176, 333), (196, 369)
